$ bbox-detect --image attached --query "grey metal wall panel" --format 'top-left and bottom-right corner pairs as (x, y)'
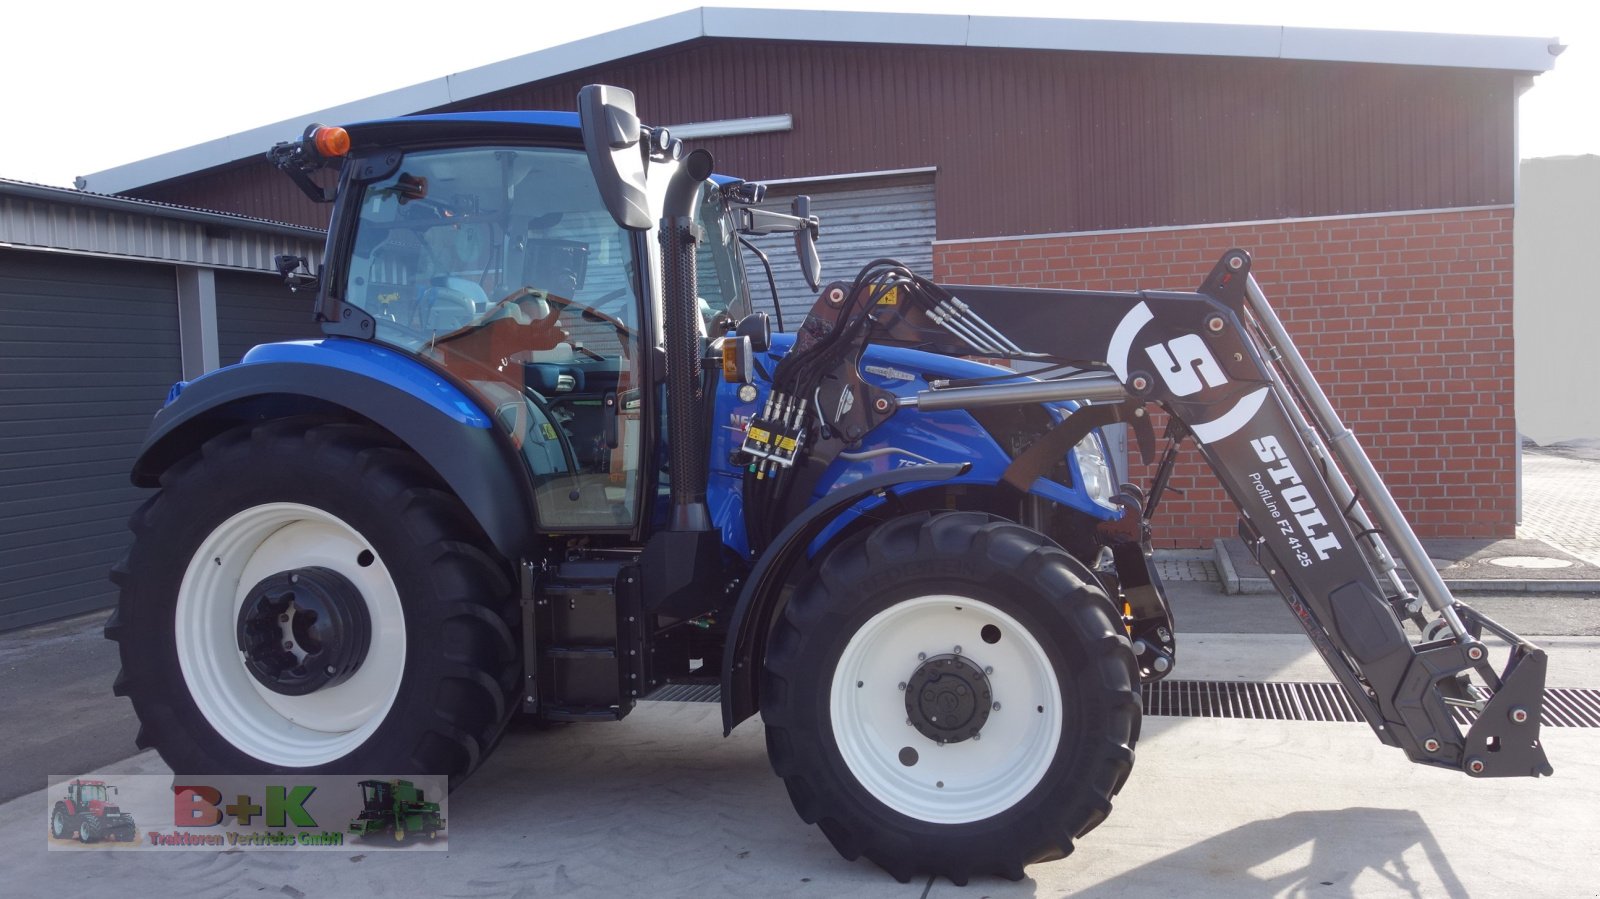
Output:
(742, 179), (935, 331)
(215, 270), (323, 366)
(0, 249), (179, 630)
(0, 192), (324, 274)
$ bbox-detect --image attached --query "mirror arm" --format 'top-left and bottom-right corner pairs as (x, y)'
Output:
(738, 236), (785, 333)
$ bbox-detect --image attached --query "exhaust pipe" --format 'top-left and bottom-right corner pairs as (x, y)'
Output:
(660, 148), (715, 531)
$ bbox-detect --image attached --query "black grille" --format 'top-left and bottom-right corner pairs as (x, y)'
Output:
(643, 679), (1600, 728)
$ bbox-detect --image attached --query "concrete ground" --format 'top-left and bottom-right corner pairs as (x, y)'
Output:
(1521, 443), (1600, 567)
(5, 580), (1597, 898)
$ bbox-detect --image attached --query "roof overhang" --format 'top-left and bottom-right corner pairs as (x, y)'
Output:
(79, 6), (1561, 195)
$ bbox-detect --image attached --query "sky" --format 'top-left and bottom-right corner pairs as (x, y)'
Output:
(1, 0), (1593, 189)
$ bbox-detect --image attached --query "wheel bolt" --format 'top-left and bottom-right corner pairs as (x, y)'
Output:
(954, 645), (962, 655)
(992, 702), (1001, 711)
(971, 732), (982, 741)
(279, 614), (289, 623)
(917, 652), (926, 661)
(283, 641), (294, 650)
(984, 666), (993, 675)
(898, 682), (907, 691)
(1510, 707), (1529, 724)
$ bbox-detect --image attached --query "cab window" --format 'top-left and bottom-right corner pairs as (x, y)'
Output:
(341, 146), (645, 530)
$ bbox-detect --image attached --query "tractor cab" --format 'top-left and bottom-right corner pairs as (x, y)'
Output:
(357, 779), (391, 811)
(295, 114), (768, 536)
(68, 780), (110, 808)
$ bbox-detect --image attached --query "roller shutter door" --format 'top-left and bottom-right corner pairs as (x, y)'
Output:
(741, 178), (935, 331)
(0, 250), (181, 630)
(216, 270), (323, 366)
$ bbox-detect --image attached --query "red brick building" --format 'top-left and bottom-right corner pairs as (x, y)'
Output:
(81, 8), (1558, 546)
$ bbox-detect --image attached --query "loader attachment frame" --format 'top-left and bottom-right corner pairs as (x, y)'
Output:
(927, 249), (1551, 779)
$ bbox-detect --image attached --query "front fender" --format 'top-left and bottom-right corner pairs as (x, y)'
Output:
(720, 462), (970, 735)
(132, 339), (539, 561)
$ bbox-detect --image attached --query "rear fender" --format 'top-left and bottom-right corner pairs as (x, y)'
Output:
(132, 339), (539, 560)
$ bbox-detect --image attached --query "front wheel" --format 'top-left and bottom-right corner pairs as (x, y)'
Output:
(761, 512), (1140, 883)
(107, 420), (520, 782)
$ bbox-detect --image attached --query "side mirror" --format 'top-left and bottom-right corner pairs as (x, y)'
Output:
(578, 84), (652, 231)
(792, 195), (822, 292)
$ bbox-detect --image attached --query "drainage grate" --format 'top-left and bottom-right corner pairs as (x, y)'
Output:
(1145, 681), (1600, 728)
(643, 682), (721, 703)
(642, 679), (1600, 728)
(1142, 680), (1364, 723)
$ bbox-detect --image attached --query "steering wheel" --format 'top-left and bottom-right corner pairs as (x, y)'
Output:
(482, 285), (563, 330)
(520, 388), (580, 478)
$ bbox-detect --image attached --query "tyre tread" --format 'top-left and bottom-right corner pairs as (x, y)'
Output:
(762, 511), (1139, 880)
(107, 417), (519, 786)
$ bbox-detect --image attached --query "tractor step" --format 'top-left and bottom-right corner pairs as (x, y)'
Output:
(522, 558), (645, 720)
(642, 679), (721, 703)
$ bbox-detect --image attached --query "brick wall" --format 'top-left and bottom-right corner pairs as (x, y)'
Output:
(933, 207), (1516, 547)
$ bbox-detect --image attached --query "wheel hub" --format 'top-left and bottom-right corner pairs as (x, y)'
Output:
(904, 653), (993, 744)
(236, 566), (371, 696)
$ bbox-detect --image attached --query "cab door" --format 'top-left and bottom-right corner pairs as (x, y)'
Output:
(338, 144), (648, 531)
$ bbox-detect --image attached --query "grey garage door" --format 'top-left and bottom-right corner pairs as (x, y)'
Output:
(741, 178), (935, 332)
(0, 250), (181, 631)
(217, 270), (323, 366)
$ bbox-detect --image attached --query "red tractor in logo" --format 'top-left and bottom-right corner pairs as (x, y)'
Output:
(50, 779), (137, 843)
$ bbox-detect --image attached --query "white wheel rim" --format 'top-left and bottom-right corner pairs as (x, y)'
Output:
(175, 503), (406, 767)
(830, 595), (1063, 824)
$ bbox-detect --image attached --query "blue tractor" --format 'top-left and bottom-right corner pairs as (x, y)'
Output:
(107, 85), (1551, 882)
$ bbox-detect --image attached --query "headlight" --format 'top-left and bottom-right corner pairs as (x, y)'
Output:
(1072, 434), (1118, 511)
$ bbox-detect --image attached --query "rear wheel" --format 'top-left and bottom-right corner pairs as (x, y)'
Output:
(107, 419), (520, 782)
(761, 512), (1139, 883)
(50, 805), (74, 840)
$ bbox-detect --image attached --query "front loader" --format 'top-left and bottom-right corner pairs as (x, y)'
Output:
(105, 84), (1550, 883)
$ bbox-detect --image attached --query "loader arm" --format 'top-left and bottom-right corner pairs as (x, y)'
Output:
(903, 249), (1550, 779)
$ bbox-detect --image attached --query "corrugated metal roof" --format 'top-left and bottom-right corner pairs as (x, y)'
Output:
(79, 6), (1560, 196)
(0, 178), (322, 238)
(0, 178), (324, 273)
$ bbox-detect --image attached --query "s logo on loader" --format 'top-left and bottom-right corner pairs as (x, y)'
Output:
(1144, 334), (1228, 397)
(1108, 301), (1269, 445)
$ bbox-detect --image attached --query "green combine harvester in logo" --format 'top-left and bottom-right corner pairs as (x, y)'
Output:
(349, 780), (443, 842)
